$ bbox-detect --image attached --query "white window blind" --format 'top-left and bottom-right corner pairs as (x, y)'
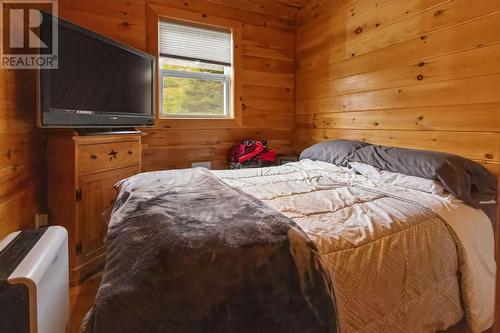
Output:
(159, 21), (232, 66)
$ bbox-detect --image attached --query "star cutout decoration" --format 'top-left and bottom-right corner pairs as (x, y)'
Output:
(108, 149), (118, 161)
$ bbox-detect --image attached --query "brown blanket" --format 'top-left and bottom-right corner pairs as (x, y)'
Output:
(82, 168), (336, 333)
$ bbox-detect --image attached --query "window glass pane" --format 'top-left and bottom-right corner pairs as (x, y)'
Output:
(158, 20), (233, 119)
(162, 76), (225, 117)
(160, 57), (225, 74)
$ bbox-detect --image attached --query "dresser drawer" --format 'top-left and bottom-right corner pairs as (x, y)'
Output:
(78, 140), (140, 174)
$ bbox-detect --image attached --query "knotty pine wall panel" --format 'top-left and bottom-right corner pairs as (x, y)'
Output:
(0, 69), (41, 238)
(295, 0), (500, 176)
(59, 0), (296, 171)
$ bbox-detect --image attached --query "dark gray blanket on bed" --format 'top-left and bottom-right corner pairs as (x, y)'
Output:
(82, 168), (336, 333)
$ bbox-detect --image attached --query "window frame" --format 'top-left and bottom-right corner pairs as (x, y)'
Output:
(146, 5), (243, 128)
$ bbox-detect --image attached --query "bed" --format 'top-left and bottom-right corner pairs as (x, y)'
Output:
(82, 141), (497, 333)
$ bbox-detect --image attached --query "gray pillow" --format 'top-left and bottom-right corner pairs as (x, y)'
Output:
(299, 140), (370, 167)
(349, 145), (497, 211)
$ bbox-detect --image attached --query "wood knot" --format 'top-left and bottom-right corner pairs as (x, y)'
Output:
(485, 153), (493, 159)
(183, 2), (188, 6)
(354, 27), (363, 34)
(418, 62), (425, 67)
(374, 122), (379, 126)
(418, 116), (424, 121)
(6, 149), (11, 159)
(201, 13), (207, 18)
(121, 21), (130, 28)
(398, 89), (403, 93)
(417, 74), (424, 81)
(375, 23), (380, 27)
(351, 53), (356, 57)
(241, 103), (247, 111)
(434, 10), (443, 17)
(420, 35), (427, 40)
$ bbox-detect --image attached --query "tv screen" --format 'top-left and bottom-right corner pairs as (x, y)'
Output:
(39, 13), (155, 128)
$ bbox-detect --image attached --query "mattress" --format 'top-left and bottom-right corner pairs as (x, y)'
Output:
(212, 159), (496, 333)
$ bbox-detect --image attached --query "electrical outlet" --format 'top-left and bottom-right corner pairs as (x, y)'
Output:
(35, 213), (49, 228)
(191, 161), (212, 169)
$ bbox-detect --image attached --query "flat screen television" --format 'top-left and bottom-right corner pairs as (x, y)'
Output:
(39, 13), (155, 128)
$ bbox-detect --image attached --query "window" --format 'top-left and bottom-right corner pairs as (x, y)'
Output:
(159, 20), (233, 119)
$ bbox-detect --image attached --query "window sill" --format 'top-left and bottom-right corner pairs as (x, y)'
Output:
(155, 116), (242, 129)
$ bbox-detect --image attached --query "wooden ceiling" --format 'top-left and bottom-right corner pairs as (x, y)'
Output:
(267, 0), (311, 9)
(204, 0), (312, 24)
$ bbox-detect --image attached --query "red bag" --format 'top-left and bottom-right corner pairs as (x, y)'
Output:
(229, 140), (277, 165)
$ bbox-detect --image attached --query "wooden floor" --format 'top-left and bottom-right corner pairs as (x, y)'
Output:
(69, 273), (102, 333)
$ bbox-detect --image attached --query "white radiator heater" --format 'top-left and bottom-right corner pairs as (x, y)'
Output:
(0, 226), (69, 333)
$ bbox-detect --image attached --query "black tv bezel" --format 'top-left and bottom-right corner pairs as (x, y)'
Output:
(38, 14), (156, 129)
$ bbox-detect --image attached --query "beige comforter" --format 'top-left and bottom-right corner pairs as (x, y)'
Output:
(213, 160), (495, 333)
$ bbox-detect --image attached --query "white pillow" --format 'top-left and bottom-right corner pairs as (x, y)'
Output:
(349, 162), (446, 195)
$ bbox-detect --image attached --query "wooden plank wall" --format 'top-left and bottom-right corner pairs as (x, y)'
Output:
(0, 0), (296, 238)
(59, 0), (297, 171)
(295, 0), (500, 176)
(2, 0), (498, 238)
(0, 69), (41, 238)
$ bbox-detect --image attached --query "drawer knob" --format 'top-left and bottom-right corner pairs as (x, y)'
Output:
(90, 154), (98, 160)
(108, 149), (118, 161)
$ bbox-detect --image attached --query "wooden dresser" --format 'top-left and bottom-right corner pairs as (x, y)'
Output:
(47, 132), (141, 286)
